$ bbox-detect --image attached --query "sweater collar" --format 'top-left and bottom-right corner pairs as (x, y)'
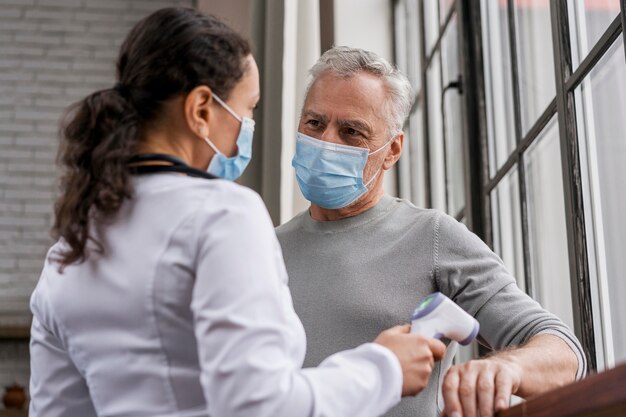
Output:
(301, 194), (397, 233)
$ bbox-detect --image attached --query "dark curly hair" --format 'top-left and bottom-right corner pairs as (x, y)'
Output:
(53, 7), (251, 268)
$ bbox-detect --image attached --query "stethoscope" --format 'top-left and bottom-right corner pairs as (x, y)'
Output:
(128, 153), (217, 180)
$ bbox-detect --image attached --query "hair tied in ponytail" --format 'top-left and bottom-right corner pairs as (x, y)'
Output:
(53, 7), (251, 269)
(113, 82), (129, 98)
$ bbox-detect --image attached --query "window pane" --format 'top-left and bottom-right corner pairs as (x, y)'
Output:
(399, 123), (413, 200)
(576, 36), (626, 366)
(440, 0), (455, 23)
(409, 108), (427, 207)
(525, 118), (574, 329)
(395, 0), (424, 206)
(426, 52), (446, 211)
(481, 0), (517, 177)
(491, 166), (526, 291)
(514, 0), (556, 134)
(393, 0), (408, 76)
(424, 0), (440, 55)
(441, 15), (465, 215)
(568, 0), (621, 67)
(407, 0), (422, 91)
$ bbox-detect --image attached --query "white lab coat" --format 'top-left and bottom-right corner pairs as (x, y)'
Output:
(29, 174), (402, 417)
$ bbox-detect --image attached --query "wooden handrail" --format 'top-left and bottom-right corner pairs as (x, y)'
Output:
(497, 362), (626, 417)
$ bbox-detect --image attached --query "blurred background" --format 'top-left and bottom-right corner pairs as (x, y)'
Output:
(0, 0), (624, 408)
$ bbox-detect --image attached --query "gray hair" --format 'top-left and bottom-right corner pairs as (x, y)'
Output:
(305, 46), (413, 134)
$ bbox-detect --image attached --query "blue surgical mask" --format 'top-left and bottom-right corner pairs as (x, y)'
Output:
(292, 132), (393, 209)
(203, 94), (255, 181)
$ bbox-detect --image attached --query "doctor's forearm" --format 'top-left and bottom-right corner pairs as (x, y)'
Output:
(491, 333), (578, 398)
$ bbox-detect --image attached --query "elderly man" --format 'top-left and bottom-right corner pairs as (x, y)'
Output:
(276, 46), (586, 417)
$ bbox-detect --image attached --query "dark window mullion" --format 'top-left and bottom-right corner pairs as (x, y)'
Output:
(458, 0), (488, 239)
(506, 0), (534, 297)
(550, 0), (597, 371)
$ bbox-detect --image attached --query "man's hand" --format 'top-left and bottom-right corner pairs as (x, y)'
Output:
(441, 334), (579, 416)
(441, 357), (522, 417)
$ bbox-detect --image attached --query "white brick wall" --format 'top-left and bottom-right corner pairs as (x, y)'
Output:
(0, 0), (194, 398)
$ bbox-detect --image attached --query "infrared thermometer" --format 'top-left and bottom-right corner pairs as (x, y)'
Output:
(410, 292), (479, 345)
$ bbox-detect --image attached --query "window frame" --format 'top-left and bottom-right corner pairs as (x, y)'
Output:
(393, 0), (626, 371)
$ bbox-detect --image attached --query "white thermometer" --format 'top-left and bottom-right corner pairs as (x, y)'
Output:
(410, 292), (479, 345)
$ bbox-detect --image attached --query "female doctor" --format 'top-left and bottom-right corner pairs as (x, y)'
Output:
(29, 7), (445, 417)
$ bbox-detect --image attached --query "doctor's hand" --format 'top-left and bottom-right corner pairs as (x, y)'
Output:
(374, 324), (446, 397)
(441, 357), (522, 417)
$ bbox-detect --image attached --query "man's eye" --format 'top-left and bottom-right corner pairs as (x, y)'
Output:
(306, 119), (321, 128)
(344, 128), (360, 136)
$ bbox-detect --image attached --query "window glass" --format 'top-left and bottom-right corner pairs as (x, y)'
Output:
(514, 0), (556, 134)
(440, 0), (455, 23)
(441, 16), (465, 215)
(525, 117), (575, 330)
(576, 36), (626, 366)
(394, 0), (412, 202)
(491, 166), (526, 291)
(393, 0), (408, 75)
(409, 108), (427, 207)
(398, 139), (413, 201)
(424, 0), (440, 56)
(481, 0), (517, 177)
(406, 0), (421, 91)
(426, 51), (446, 211)
(568, 0), (621, 66)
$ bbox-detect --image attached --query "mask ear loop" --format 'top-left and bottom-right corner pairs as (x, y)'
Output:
(363, 132), (399, 186)
(203, 137), (223, 156)
(368, 133), (396, 156)
(364, 168), (382, 187)
(212, 94), (243, 123)
(207, 94), (251, 160)
(203, 93), (245, 157)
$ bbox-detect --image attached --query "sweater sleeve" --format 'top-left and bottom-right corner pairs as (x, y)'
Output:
(191, 185), (402, 417)
(433, 212), (586, 379)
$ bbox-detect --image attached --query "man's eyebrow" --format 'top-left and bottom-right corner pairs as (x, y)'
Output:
(336, 118), (373, 135)
(301, 110), (329, 124)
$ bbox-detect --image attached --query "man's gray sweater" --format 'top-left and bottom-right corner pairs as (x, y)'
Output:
(276, 195), (585, 417)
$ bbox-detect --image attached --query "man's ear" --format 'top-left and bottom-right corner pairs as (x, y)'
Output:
(184, 85), (213, 139)
(383, 131), (404, 170)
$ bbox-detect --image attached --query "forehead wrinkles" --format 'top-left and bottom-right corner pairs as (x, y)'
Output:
(304, 75), (391, 135)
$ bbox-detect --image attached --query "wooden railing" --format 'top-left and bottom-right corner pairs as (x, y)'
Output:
(497, 362), (626, 417)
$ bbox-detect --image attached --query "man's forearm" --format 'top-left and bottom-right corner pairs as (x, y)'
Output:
(441, 331), (581, 417)
(490, 333), (579, 398)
